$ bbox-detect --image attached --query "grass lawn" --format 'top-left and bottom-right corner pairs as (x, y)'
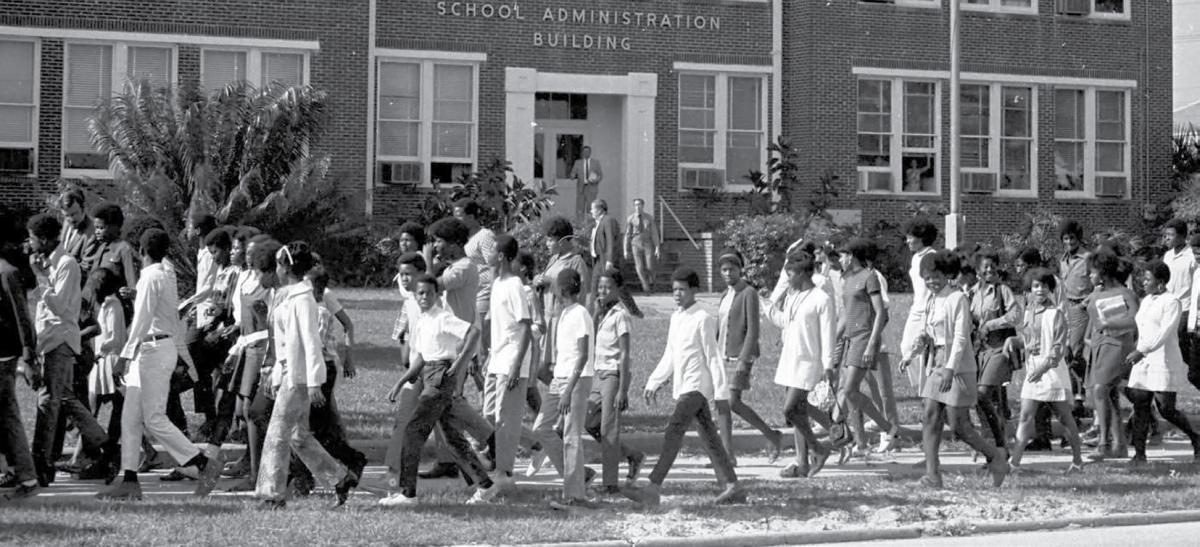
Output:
(5, 459), (1200, 545)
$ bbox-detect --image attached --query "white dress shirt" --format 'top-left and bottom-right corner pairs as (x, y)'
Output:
(765, 287), (834, 391)
(900, 246), (936, 360)
(409, 305), (471, 363)
(120, 262), (189, 360)
(1163, 246), (1196, 310)
(34, 246), (81, 354)
(645, 304), (726, 401)
(269, 282), (327, 388)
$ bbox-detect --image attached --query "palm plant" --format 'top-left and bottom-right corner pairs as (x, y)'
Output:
(87, 79), (340, 283)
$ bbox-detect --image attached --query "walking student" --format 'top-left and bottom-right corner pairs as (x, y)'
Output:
(98, 229), (222, 500)
(624, 268), (744, 507)
(0, 211), (39, 499)
(380, 252), (428, 505)
(765, 251), (835, 479)
(1125, 261), (1200, 465)
(585, 268), (645, 493)
(389, 274), (498, 506)
(255, 242), (355, 509)
(969, 251), (1021, 452)
(1007, 269), (1084, 472)
(531, 269), (596, 507)
(915, 251), (1009, 489)
(1059, 220), (1094, 419)
(1084, 252), (1139, 461)
(714, 248), (783, 465)
(485, 235), (533, 493)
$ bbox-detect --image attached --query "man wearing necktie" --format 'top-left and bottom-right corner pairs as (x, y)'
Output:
(569, 146), (603, 222)
(624, 198), (660, 293)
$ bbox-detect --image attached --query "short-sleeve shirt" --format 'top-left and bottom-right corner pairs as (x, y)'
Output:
(842, 268), (881, 338)
(439, 257), (480, 323)
(488, 275), (532, 377)
(594, 304), (631, 372)
(553, 303), (594, 378)
(410, 306), (471, 362)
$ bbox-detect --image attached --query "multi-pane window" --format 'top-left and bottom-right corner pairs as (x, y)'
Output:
(200, 49), (306, 90)
(1054, 87), (1129, 197)
(857, 78), (939, 194)
(63, 43), (175, 172)
(677, 72), (767, 188)
(376, 58), (477, 185)
(1058, 0), (1128, 18)
(960, 84), (1036, 194)
(1000, 87), (1033, 191)
(961, 0), (1036, 13)
(0, 39), (37, 175)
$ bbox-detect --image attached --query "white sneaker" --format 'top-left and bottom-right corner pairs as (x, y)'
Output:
(864, 419), (881, 433)
(525, 449), (547, 478)
(877, 432), (901, 453)
(466, 484), (499, 505)
(378, 493), (418, 507)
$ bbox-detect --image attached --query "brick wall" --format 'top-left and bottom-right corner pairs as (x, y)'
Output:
(784, 0), (1173, 245)
(0, 0), (370, 210)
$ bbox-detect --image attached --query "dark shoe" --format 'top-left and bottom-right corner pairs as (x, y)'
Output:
(287, 475), (314, 498)
(96, 480), (143, 501)
(35, 468), (54, 488)
(258, 499), (287, 510)
(626, 453), (644, 484)
(4, 483), (38, 500)
(0, 472), (19, 488)
(347, 455), (367, 489)
(583, 466), (597, 486)
(137, 456), (164, 474)
(226, 478), (256, 492)
(334, 474), (355, 507)
(1024, 438), (1052, 452)
(223, 456), (250, 479)
(194, 454), (225, 496)
(78, 462), (113, 481)
(1129, 454), (1148, 467)
(418, 462), (459, 480)
(161, 468), (196, 482)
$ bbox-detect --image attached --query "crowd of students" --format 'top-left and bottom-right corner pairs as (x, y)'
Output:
(2, 191), (1200, 510)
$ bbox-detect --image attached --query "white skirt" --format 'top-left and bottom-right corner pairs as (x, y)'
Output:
(88, 354), (119, 397)
(1019, 355), (1071, 402)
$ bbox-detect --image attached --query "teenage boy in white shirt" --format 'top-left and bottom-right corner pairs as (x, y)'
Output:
(486, 235), (533, 491)
(380, 252), (428, 505)
(531, 269), (596, 508)
(624, 268), (744, 507)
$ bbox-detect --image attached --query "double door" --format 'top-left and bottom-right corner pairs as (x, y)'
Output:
(533, 127), (588, 221)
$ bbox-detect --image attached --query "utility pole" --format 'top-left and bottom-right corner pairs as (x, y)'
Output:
(946, 0), (962, 249)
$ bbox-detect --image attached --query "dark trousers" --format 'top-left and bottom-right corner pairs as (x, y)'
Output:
(290, 364), (366, 486)
(32, 344), (107, 475)
(1127, 388), (1200, 455)
(186, 327), (220, 421)
(648, 391), (736, 486)
(398, 361), (492, 497)
(1187, 332), (1200, 391)
(49, 348), (92, 463)
(0, 359), (36, 483)
(584, 370), (641, 488)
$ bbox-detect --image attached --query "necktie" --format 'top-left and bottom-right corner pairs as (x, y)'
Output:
(585, 159), (590, 180)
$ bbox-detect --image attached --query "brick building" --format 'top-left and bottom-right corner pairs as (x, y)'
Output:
(0, 0), (1173, 280)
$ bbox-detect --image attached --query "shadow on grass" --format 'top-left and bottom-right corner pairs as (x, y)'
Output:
(0, 522), (114, 541)
(17, 498), (243, 517)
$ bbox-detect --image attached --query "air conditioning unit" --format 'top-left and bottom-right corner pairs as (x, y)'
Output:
(680, 168), (723, 190)
(1095, 176), (1126, 198)
(1058, 0), (1090, 16)
(962, 172), (997, 194)
(378, 162), (420, 186)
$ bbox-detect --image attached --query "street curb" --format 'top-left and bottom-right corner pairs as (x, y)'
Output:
(522, 509), (1200, 547)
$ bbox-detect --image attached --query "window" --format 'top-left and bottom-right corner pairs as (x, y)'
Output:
(535, 93), (588, 120)
(1054, 87), (1129, 198)
(677, 72), (768, 188)
(200, 49), (308, 91)
(1057, 0), (1128, 19)
(860, 0), (938, 7)
(0, 39), (37, 175)
(376, 58), (477, 186)
(857, 78), (940, 194)
(63, 43), (175, 173)
(961, 0), (1036, 14)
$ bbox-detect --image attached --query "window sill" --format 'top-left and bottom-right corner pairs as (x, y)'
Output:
(1055, 14), (1132, 26)
(1053, 191), (1126, 200)
(60, 168), (113, 180)
(961, 6), (1039, 18)
(856, 190), (942, 198)
(857, 1), (941, 12)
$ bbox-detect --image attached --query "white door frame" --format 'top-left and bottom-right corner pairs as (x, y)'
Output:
(506, 68), (657, 217)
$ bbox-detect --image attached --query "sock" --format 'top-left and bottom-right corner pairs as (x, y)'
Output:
(124, 470), (138, 482)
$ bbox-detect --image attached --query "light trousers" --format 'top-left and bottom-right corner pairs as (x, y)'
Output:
(120, 340), (199, 472)
(532, 376), (592, 500)
(383, 381), (422, 490)
(256, 380), (348, 501)
(492, 375), (528, 475)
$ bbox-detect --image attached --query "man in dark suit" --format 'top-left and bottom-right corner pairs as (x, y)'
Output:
(569, 146), (602, 221)
(589, 200), (621, 274)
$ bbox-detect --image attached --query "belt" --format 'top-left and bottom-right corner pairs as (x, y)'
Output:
(424, 359), (453, 367)
(142, 333), (171, 343)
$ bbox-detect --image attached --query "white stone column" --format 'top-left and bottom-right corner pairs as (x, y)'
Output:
(622, 72), (657, 215)
(505, 67), (538, 185)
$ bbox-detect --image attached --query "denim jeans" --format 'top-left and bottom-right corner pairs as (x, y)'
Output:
(290, 363), (366, 485)
(0, 359), (36, 483)
(585, 370), (640, 488)
(33, 343), (107, 475)
(256, 380), (348, 501)
(532, 376), (592, 500)
(648, 391), (736, 486)
(397, 361), (493, 497)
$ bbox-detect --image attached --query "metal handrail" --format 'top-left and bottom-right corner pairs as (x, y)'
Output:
(660, 200), (701, 251)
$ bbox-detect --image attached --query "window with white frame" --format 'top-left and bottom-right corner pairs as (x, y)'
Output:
(677, 72), (767, 189)
(201, 49), (306, 91)
(0, 39), (37, 175)
(1057, 0), (1127, 19)
(376, 58), (477, 186)
(63, 42), (175, 172)
(1054, 87), (1129, 197)
(859, 0), (938, 7)
(857, 78), (940, 194)
(961, 0), (1036, 14)
(960, 83), (1036, 195)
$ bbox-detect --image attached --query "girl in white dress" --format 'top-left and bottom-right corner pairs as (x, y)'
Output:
(1125, 261), (1200, 465)
(87, 268), (126, 420)
(1005, 269), (1083, 472)
(765, 252), (835, 478)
